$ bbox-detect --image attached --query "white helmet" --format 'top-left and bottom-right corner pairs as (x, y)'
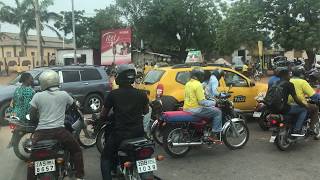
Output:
(39, 70), (60, 90)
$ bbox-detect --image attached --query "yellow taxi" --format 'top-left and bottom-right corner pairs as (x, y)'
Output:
(137, 64), (268, 112)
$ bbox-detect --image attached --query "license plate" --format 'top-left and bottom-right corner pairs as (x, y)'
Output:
(136, 158), (157, 173)
(269, 136), (276, 143)
(253, 112), (262, 118)
(34, 159), (56, 175)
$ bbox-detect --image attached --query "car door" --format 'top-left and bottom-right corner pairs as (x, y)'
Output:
(79, 68), (104, 96)
(59, 70), (83, 100)
(220, 70), (256, 111)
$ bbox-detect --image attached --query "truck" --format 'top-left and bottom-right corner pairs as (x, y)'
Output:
(56, 49), (100, 66)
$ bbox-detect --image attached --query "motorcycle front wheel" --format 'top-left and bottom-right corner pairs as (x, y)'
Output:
(313, 121), (320, 140)
(163, 126), (191, 158)
(223, 121), (249, 150)
(13, 132), (32, 161)
(78, 125), (97, 148)
(96, 127), (106, 153)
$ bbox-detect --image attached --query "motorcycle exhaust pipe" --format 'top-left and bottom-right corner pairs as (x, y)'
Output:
(172, 142), (203, 146)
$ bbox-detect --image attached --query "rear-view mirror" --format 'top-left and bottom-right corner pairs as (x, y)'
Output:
(33, 80), (40, 86)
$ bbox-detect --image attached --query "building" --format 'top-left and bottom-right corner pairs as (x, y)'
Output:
(0, 32), (72, 72)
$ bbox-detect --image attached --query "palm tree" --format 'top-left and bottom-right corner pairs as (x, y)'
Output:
(0, 0), (61, 57)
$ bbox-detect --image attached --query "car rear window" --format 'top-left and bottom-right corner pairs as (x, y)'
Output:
(143, 70), (165, 84)
(80, 69), (102, 81)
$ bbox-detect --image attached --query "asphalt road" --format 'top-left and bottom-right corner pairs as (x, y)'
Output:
(1, 121), (320, 180)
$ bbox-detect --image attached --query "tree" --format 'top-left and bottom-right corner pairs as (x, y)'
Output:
(263, 0), (320, 69)
(216, 0), (268, 56)
(117, 0), (222, 60)
(0, 0), (60, 57)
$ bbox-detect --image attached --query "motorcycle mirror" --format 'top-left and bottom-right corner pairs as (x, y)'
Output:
(26, 114), (30, 121)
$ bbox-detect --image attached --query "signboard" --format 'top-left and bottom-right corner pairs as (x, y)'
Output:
(185, 50), (203, 63)
(101, 28), (132, 65)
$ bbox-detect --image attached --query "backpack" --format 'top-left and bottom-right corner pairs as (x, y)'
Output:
(264, 81), (287, 113)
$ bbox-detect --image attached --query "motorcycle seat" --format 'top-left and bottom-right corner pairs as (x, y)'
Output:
(32, 140), (60, 150)
(161, 111), (202, 122)
(119, 137), (153, 151)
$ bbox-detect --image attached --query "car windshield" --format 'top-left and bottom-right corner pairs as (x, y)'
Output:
(9, 70), (41, 85)
(143, 70), (165, 84)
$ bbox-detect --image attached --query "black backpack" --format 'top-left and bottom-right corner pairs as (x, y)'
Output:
(264, 81), (287, 113)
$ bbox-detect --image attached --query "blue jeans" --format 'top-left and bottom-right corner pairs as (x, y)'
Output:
(186, 106), (222, 133)
(287, 105), (308, 131)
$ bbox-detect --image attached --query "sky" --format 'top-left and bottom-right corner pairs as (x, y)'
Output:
(0, 0), (114, 36)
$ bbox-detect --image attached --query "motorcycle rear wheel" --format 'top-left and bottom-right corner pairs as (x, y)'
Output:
(163, 126), (191, 158)
(13, 132), (32, 161)
(223, 121), (249, 150)
(37, 172), (58, 180)
(275, 130), (291, 151)
(78, 126), (97, 148)
(96, 127), (106, 153)
(313, 121), (320, 140)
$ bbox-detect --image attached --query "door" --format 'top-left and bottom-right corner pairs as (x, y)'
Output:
(221, 70), (256, 111)
(59, 70), (83, 100)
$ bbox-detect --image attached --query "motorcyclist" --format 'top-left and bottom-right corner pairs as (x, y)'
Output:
(273, 68), (308, 136)
(268, 67), (281, 89)
(288, 66), (320, 134)
(28, 70), (84, 180)
(203, 69), (224, 98)
(100, 64), (149, 180)
(184, 67), (222, 142)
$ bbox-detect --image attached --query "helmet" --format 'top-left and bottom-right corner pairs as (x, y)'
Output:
(292, 66), (305, 78)
(190, 67), (205, 82)
(277, 67), (289, 77)
(39, 70), (60, 90)
(211, 69), (225, 80)
(309, 70), (320, 82)
(115, 64), (136, 86)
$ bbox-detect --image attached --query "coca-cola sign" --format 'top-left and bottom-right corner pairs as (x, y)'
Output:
(101, 28), (132, 65)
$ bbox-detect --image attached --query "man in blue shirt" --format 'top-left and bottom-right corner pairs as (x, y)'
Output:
(203, 69), (224, 98)
(268, 67), (281, 89)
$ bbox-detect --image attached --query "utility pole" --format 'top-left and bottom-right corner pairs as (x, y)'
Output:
(71, 0), (77, 64)
(34, 0), (43, 66)
(62, 14), (65, 49)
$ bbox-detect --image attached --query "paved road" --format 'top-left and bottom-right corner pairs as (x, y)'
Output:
(1, 121), (320, 180)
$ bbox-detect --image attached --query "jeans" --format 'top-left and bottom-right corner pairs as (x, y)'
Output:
(287, 105), (308, 131)
(186, 106), (222, 132)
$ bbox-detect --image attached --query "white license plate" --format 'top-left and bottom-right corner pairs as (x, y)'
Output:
(253, 112), (262, 117)
(34, 159), (56, 175)
(269, 136), (276, 143)
(136, 158), (157, 173)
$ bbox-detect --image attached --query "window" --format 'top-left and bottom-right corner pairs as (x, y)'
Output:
(143, 70), (165, 84)
(80, 69), (102, 81)
(6, 51), (11, 57)
(176, 71), (191, 85)
(62, 71), (80, 83)
(224, 71), (248, 87)
(19, 51), (24, 57)
(31, 52), (35, 56)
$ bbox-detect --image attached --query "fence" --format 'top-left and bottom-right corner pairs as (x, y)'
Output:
(0, 56), (52, 74)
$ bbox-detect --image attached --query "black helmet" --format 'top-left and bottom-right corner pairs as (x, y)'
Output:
(292, 66), (305, 78)
(190, 67), (205, 82)
(115, 64), (136, 86)
(211, 69), (225, 81)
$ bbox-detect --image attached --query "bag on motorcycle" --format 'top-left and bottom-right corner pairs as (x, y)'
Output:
(264, 81), (286, 113)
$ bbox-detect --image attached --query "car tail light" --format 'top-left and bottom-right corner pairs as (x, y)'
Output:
(137, 147), (154, 159)
(33, 150), (50, 159)
(156, 84), (164, 98)
(9, 123), (16, 130)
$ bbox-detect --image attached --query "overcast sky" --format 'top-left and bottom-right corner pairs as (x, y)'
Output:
(0, 0), (114, 36)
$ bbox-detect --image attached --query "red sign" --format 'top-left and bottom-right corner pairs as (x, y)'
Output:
(101, 28), (132, 65)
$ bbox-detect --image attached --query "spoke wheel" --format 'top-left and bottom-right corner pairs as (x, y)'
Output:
(14, 132), (32, 161)
(223, 121), (249, 150)
(163, 126), (191, 158)
(78, 125), (96, 148)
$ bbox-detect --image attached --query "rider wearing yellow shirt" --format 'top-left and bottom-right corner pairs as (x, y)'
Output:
(288, 66), (320, 132)
(183, 68), (222, 142)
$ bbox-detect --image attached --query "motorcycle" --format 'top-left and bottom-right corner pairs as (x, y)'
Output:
(268, 100), (320, 151)
(253, 92), (271, 131)
(95, 123), (163, 179)
(162, 91), (249, 158)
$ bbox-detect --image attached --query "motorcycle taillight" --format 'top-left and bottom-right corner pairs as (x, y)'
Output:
(9, 123), (16, 130)
(137, 147), (154, 159)
(33, 150), (50, 159)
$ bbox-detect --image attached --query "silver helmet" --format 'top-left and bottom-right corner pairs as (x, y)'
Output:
(39, 70), (60, 90)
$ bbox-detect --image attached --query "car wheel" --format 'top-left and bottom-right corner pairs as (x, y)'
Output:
(84, 94), (103, 113)
(0, 101), (10, 126)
